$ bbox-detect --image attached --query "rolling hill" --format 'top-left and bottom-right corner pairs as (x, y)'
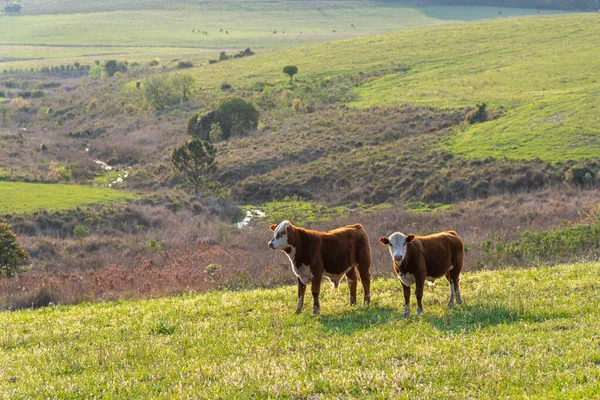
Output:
(183, 13), (599, 162)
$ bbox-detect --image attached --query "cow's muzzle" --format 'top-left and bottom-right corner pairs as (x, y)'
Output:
(268, 241), (275, 249)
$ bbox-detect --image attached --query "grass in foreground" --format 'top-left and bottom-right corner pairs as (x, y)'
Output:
(1, 263), (598, 398)
(0, 182), (135, 214)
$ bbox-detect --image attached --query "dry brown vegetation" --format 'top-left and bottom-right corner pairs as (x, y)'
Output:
(1, 187), (598, 310)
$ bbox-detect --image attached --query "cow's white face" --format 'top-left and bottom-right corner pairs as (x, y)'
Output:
(268, 220), (293, 251)
(379, 232), (415, 265)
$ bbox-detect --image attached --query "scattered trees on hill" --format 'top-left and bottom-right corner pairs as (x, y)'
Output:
(187, 97), (259, 141)
(0, 222), (28, 278)
(283, 65), (298, 83)
(172, 73), (196, 101)
(171, 139), (217, 195)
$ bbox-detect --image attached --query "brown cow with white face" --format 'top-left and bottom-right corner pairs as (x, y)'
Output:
(268, 220), (371, 315)
(379, 230), (464, 316)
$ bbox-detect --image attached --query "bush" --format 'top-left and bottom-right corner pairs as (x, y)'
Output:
(143, 75), (181, 110)
(31, 90), (44, 98)
(177, 61), (194, 69)
(220, 82), (232, 91)
(215, 97), (259, 139)
(72, 225), (90, 239)
(219, 51), (228, 61)
(0, 222), (28, 278)
(171, 139), (217, 195)
(565, 165), (596, 187)
(465, 103), (488, 124)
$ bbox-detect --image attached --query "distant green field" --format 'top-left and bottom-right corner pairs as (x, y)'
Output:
(1, 263), (598, 397)
(184, 13), (598, 161)
(0, 1), (565, 69)
(0, 182), (134, 214)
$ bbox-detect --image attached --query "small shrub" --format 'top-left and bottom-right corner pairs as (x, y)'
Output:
(220, 82), (232, 91)
(205, 263), (222, 276)
(72, 225), (90, 239)
(147, 238), (162, 252)
(219, 51), (228, 61)
(40, 143), (48, 153)
(31, 90), (44, 98)
(565, 165), (596, 187)
(465, 103), (488, 124)
(0, 222), (29, 278)
(177, 61), (194, 69)
(208, 60), (218, 65)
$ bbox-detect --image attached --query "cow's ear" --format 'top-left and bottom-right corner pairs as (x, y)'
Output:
(286, 225), (295, 235)
(270, 224), (277, 232)
(379, 237), (390, 245)
(406, 234), (416, 243)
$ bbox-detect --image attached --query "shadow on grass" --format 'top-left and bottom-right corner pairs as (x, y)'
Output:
(423, 302), (571, 334)
(319, 304), (401, 335)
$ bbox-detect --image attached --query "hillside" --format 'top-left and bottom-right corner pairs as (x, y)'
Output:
(184, 13), (599, 162)
(1, 263), (599, 398)
(0, 0), (566, 70)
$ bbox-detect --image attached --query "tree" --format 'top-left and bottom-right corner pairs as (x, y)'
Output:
(171, 139), (216, 195)
(172, 73), (196, 101)
(143, 75), (180, 110)
(4, 2), (22, 13)
(0, 222), (28, 278)
(104, 60), (118, 78)
(283, 65), (298, 83)
(215, 97), (259, 139)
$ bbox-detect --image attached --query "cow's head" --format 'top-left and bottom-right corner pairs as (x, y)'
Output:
(379, 232), (415, 266)
(268, 220), (297, 253)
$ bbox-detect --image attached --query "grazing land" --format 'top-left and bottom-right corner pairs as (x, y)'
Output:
(182, 13), (599, 162)
(0, 182), (134, 214)
(1, 263), (599, 398)
(0, 1), (565, 70)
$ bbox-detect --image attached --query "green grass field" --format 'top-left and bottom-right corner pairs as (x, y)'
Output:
(0, 182), (135, 214)
(0, 1), (565, 70)
(1, 262), (598, 398)
(183, 13), (598, 162)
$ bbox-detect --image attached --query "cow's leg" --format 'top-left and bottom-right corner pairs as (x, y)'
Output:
(415, 277), (425, 315)
(346, 266), (358, 306)
(402, 282), (411, 317)
(357, 263), (371, 306)
(296, 278), (306, 314)
(311, 271), (322, 315)
(446, 273), (455, 308)
(454, 274), (463, 305)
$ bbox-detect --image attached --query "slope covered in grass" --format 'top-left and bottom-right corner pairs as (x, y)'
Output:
(1, 263), (598, 398)
(0, 182), (135, 214)
(187, 13), (598, 162)
(0, 0), (565, 70)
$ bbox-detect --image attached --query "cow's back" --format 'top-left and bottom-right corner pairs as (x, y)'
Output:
(419, 231), (464, 276)
(320, 224), (370, 274)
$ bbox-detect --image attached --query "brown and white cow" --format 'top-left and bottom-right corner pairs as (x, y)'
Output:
(379, 230), (464, 316)
(268, 220), (371, 315)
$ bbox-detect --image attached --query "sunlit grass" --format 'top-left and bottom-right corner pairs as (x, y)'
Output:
(0, 182), (135, 214)
(1, 263), (599, 398)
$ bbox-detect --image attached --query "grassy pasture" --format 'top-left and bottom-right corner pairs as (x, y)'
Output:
(0, 262), (598, 398)
(0, 1), (565, 70)
(184, 13), (599, 162)
(0, 182), (135, 214)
